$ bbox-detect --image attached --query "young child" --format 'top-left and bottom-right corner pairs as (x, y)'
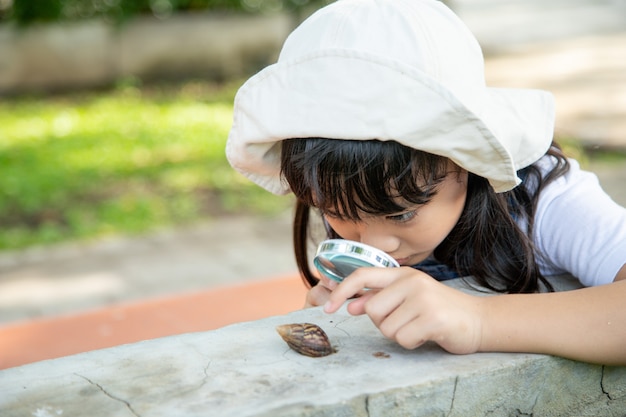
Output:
(226, 0), (626, 365)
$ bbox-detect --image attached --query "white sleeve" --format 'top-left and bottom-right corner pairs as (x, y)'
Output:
(534, 159), (626, 286)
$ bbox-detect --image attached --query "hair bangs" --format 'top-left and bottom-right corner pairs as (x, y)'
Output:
(280, 138), (450, 221)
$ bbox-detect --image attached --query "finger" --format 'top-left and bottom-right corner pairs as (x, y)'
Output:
(392, 297), (483, 354)
(372, 295), (424, 341)
(394, 318), (429, 350)
(345, 290), (378, 315)
(364, 286), (411, 329)
(325, 267), (405, 313)
(304, 284), (332, 308)
(318, 275), (339, 291)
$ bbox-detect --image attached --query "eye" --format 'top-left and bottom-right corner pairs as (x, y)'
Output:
(386, 210), (417, 223)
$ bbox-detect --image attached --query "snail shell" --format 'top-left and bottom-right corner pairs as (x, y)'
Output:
(276, 323), (335, 357)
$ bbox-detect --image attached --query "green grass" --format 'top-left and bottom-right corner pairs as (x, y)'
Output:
(557, 137), (626, 168)
(0, 81), (293, 251)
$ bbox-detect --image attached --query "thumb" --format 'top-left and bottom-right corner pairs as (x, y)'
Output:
(304, 284), (332, 308)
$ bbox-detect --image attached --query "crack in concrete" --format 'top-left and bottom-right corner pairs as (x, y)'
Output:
(74, 373), (140, 417)
(331, 317), (352, 337)
(198, 360), (211, 390)
(445, 376), (459, 417)
(178, 360), (213, 396)
(600, 365), (614, 401)
(528, 392), (540, 415)
(510, 388), (540, 416)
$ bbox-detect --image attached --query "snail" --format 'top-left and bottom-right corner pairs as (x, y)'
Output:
(276, 323), (335, 357)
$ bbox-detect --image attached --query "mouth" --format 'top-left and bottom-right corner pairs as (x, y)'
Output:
(393, 256), (412, 266)
(394, 252), (431, 267)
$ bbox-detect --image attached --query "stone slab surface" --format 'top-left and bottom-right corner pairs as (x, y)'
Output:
(1, 278), (625, 417)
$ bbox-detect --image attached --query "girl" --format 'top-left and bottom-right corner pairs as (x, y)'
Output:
(226, 0), (626, 365)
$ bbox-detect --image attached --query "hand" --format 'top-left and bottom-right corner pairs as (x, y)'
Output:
(323, 267), (486, 355)
(303, 276), (338, 308)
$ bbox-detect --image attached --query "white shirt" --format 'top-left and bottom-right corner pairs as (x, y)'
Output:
(532, 157), (626, 286)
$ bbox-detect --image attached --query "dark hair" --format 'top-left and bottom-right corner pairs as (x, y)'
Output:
(280, 138), (570, 294)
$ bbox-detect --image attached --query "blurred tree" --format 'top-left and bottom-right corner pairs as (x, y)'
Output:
(3, 0), (326, 25)
(11, 0), (63, 23)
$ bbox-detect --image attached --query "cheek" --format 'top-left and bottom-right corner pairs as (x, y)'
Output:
(428, 178), (467, 237)
(404, 178), (467, 246)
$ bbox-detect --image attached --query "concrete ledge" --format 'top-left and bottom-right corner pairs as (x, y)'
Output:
(1, 277), (624, 416)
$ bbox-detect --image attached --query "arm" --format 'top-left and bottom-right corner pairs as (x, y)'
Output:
(323, 265), (626, 366)
(481, 264), (626, 365)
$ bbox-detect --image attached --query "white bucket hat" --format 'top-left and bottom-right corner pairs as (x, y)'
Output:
(226, 0), (555, 194)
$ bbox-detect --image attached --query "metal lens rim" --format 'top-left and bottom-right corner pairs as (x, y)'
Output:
(313, 239), (399, 282)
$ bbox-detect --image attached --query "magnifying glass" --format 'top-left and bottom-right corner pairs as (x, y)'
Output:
(313, 239), (399, 283)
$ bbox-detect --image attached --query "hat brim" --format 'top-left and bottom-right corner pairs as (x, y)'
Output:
(226, 50), (554, 194)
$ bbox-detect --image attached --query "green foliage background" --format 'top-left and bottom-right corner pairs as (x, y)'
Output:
(0, 0), (319, 251)
(0, 81), (293, 250)
(1, 0), (322, 24)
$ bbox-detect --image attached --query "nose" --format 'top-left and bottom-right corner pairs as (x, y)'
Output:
(357, 223), (400, 255)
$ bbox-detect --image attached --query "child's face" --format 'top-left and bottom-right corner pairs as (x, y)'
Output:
(323, 168), (468, 267)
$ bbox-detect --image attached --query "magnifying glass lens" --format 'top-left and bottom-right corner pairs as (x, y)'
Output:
(313, 239), (399, 283)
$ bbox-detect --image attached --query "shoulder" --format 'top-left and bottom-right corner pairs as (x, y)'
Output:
(533, 155), (599, 200)
(529, 156), (626, 286)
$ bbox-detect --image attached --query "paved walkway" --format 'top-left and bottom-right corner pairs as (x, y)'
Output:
(455, 0), (626, 148)
(0, 214), (298, 323)
(1, 0), (626, 326)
